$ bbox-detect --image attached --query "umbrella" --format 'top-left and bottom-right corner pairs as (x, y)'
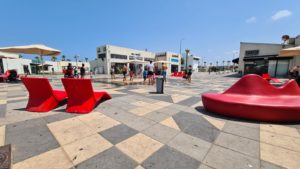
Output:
(279, 46), (300, 57)
(0, 44), (61, 74)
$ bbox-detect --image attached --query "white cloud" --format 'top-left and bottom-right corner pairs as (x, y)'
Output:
(271, 10), (292, 21)
(246, 17), (256, 23)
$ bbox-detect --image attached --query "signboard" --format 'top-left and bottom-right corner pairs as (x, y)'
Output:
(171, 58), (178, 63)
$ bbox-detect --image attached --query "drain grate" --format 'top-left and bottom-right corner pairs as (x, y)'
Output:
(0, 144), (11, 169)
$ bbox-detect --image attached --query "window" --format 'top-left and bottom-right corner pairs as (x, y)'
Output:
(172, 55), (179, 58)
(98, 53), (106, 61)
(97, 48), (101, 53)
(111, 54), (127, 60)
(245, 50), (259, 57)
(144, 58), (154, 62)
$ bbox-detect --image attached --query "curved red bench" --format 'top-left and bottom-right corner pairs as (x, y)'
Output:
(0, 70), (11, 82)
(202, 74), (300, 122)
(22, 77), (67, 112)
(61, 78), (112, 113)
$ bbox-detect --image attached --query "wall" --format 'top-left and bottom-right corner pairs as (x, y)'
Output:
(3, 58), (32, 74)
(238, 42), (283, 74)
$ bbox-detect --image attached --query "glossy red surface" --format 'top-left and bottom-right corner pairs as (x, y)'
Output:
(202, 74), (300, 122)
(61, 78), (112, 114)
(21, 77), (67, 112)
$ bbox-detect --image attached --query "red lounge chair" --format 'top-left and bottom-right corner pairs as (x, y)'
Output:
(61, 78), (112, 113)
(0, 70), (11, 82)
(202, 74), (300, 122)
(21, 77), (67, 112)
(171, 72), (178, 77)
(262, 73), (281, 83)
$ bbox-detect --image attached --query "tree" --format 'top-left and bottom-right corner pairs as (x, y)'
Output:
(19, 54), (23, 58)
(181, 58), (184, 65)
(85, 57), (88, 62)
(51, 56), (57, 61)
(62, 55), (66, 61)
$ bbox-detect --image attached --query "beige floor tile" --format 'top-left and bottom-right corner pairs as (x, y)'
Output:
(0, 92), (6, 96)
(203, 116), (225, 130)
(0, 125), (5, 146)
(7, 96), (28, 102)
(47, 117), (83, 131)
(63, 134), (113, 165)
(260, 130), (300, 153)
(0, 100), (7, 104)
(171, 94), (191, 103)
(260, 124), (300, 138)
(48, 121), (96, 146)
(261, 143), (300, 169)
(105, 89), (126, 95)
(131, 101), (148, 107)
(129, 107), (152, 116)
(13, 148), (73, 169)
(154, 101), (172, 107)
(160, 117), (180, 131)
(78, 112), (120, 132)
(191, 101), (203, 108)
(130, 89), (149, 94)
(116, 133), (163, 163)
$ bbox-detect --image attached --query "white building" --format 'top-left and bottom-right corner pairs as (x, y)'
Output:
(155, 52), (181, 74)
(181, 54), (201, 71)
(90, 45), (156, 74)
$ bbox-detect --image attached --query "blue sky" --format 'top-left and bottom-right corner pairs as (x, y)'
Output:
(0, 0), (299, 64)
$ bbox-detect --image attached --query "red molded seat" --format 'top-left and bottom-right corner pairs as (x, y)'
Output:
(21, 77), (67, 112)
(202, 74), (300, 122)
(171, 72), (178, 77)
(177, 72), (183, 77)
(0, 70), (11, 82)
(61, 78), (112, 114)
(262, 73), (281, 83)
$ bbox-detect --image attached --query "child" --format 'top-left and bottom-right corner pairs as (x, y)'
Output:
(143, 68), (148, 83)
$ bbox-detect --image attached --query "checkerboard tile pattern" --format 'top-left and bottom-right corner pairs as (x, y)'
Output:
(0, 73), (299, 169)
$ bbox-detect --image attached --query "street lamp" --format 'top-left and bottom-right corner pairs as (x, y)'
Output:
(179, 38), (184, 56)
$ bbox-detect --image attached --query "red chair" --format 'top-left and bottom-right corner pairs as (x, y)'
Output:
(21, 77), (67, 112)
(177, 72), (183, 77)
(202, 74), (300, 122)
(61, 78), (112, 113)
(262, 73), (281, 83)
(0, 70), (11, 82)
(171, 72), (178, 77)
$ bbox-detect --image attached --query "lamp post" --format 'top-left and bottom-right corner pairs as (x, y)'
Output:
(185, 49), (190, 72)
(179, 38), (184, 56)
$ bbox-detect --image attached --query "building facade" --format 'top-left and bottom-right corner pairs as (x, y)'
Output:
(181, 54), (201, 71)
(91, 45), (181, 75)
(155, 52), (181, 74)
(238, 35), (300, 77)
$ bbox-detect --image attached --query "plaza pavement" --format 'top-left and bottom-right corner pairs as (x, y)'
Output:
(0, 72), (300, 169)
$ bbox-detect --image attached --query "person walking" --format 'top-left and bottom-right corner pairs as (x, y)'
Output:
(147, 61), (154, 85)
(129, 63), (135, 81)
(80, 63), (86, 78)
(143, 67), (148, 84)
(110, 65), (116, 79)
(122, 64), (128, 82)
(65, 63), (74, 78)
(187, 65), (192, 83)
(162, 63), (167, 81)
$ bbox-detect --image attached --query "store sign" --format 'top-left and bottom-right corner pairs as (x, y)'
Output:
(171, 58), (178, 63)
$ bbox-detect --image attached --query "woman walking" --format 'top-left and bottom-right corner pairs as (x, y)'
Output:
(122, 64), (128, 82)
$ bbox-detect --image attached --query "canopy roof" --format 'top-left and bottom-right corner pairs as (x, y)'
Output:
(279, 46), (300, 57)
(0, 52), (19, 59)
(0, 44), (61, 56)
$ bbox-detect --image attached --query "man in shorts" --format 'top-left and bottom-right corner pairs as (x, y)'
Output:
(147, 61), (154, 85)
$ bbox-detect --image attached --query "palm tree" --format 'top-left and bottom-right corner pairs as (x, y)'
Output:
(74, 55), (79, 66)
(185, 49), (190, 70)
(61, 55), (66, 61)
(51, 56), (57, 62)
(85, 57), (88, 62)
(19, 54), (23, 58)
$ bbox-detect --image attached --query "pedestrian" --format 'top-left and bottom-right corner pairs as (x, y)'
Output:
(187, 65), (192, 83)
(110, 65), (116, 79)
(122, 64), (128, 82)
(143, 67), (148, 83)
(147, 60), (154, 85)
(80, 63), (86, 78)
(51, 67), (54, 75)
(65, 63), (74, 78)
(129, 63), (135, 81)
(162, 63), (167, 81)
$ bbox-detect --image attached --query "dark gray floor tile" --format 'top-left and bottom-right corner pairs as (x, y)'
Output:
(173, 112), (220, 143)
(99, 124), (138, 145)
(261, 160), (286, 169)
(74, 147), (137, 169)
(147, 95), (174, 103)
(7, 99), (28, 104)
(0, 104), (6, 117)
(176, 96), (201, 107)
(142, 145), (200, 169)
(7, 92), (26, 98)
(5, 123), (60, 163)
(43, 113), (78, 123)
(6, 118), (46, 132)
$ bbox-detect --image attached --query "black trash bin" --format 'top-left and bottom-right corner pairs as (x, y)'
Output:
(156, 76), (164, 94)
